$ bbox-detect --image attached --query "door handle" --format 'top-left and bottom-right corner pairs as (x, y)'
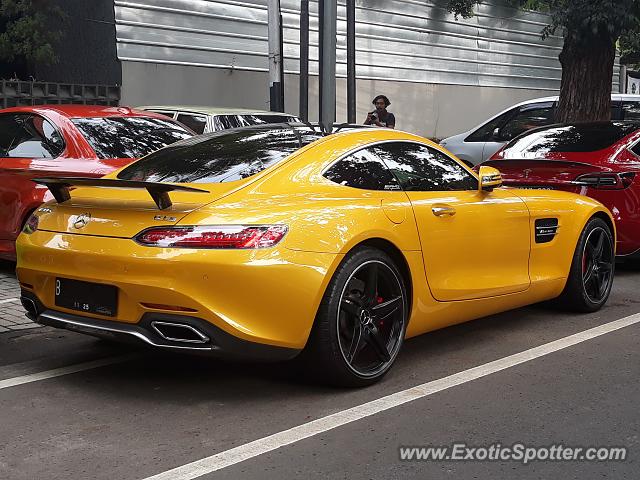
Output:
(432, 205), (456, 217)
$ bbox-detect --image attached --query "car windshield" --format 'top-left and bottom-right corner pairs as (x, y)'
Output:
(501, 122), (640, 158)
(72, 116), (193, 159)
(117, 126), (323, 184)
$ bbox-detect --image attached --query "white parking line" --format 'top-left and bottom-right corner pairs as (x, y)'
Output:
(0, 354), (137, 390)
(141, 312), (640, 480)
(0, 298), (19, 305)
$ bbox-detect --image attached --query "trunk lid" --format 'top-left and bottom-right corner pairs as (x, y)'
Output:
(35, 181), (241, 238)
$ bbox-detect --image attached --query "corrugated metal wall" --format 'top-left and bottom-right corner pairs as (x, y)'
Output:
(114, 0), (620, 93)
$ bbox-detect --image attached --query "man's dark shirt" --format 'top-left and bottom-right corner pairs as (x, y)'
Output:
(365, 110), (396, 128)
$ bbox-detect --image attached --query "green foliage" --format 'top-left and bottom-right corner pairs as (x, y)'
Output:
(448, 0), (640, 43)
(446, 0), (640, 121)
(447, 1), (640, 44)
(620, 30), (640, 65)
(0, 0), (65, 66)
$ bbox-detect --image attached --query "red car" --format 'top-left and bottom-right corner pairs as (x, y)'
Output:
(0, 105), (193, 260)
(483, 121), (640, 259)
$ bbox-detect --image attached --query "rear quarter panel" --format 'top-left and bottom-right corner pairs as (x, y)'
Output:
(509, 189), (615, 283)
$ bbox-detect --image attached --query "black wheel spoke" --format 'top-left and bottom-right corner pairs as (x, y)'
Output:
(583, 262), (595, 284)
(341, 298), (361, 317)
(596, 272), (608, 298)
(364, 264), (378, 301)
(346, 322), (364, 363)
(364, 327), (391, 362)
(371, 296), (402, 320)
(587, 272), (599, 292)
(598, 261), (612, 273)
(593, 230), (605, 258)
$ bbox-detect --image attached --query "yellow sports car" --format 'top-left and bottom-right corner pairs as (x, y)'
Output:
(16, 125), (615, 386)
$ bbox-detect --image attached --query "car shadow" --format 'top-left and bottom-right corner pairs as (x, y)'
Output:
(53, 299), (601, 403)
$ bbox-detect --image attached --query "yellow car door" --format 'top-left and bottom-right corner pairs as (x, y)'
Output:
(370, 141), (531, 301)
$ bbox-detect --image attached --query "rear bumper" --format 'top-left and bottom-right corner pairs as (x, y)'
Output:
(17, 230), (339, 350)
(21, 291), (300, 361)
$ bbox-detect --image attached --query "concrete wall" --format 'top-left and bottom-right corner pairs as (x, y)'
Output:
(121, 60), (550, 139)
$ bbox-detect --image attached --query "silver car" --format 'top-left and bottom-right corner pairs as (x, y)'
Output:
(138, 106), (300, 135)
(440, 94), (640, 166)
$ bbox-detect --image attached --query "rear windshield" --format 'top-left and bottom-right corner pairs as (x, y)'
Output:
(117, 126), (322, 184)
(72, 117), (193, 159)
(502, 122), (640, 157)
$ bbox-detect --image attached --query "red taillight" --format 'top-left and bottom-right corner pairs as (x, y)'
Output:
(135, 225), (288, 249)
(573, 172), (636, 190)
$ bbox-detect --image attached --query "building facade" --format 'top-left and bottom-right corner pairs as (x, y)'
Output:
(61, 1), (625, 137)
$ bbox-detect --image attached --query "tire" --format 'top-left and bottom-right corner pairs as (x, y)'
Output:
(301, 247), (409, 387)
(558, 217), (615, 312)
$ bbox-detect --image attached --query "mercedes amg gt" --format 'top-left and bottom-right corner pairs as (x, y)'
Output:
(16, 125), (616, 386)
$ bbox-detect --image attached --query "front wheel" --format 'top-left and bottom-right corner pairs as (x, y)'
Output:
(302, 248), (408, 387)
(559, 217), (615, 312)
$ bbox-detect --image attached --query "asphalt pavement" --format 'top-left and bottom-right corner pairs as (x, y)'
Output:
(0, 259), (638, 479)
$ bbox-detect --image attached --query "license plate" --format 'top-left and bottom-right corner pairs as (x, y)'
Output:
(54, 278), (118, 317)
(518, 185), (556, 190)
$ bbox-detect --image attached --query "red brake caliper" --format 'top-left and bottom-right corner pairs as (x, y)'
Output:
(377, 296), (384, 326)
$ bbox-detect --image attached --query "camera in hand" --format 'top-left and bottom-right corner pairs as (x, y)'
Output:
(371, 112), (378, 120)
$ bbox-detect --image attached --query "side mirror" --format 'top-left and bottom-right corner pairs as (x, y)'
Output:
(478, 166), (503, 192)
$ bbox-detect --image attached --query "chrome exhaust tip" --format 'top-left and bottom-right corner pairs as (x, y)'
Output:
(150, 321), (210, 344)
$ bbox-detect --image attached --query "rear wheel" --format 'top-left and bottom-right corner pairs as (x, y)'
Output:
(303, 248), (408, 387)
(559, 218), (614, 312)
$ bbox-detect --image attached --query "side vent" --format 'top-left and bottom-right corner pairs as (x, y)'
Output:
(535, 218), (559, 244)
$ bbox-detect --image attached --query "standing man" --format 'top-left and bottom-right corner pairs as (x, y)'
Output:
(364, 95), (396, 129)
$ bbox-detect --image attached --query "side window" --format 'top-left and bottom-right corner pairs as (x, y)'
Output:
(176, 113), (207, 134)
(465, 108), (518, 143)
(371, 142), (478, 191)
(324, 148), (401, 191)
(215, 115), (241, 130)
(0, 114), (64, 159)
(499, 102), (554, 141)
(620, 102), (640, 121)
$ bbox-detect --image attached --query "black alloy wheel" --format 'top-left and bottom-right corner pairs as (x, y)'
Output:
(559, 217), (615, 312)
(581, 226), (614, 304)
(303, 248), (408, 387)
(337, 260), (405, 378)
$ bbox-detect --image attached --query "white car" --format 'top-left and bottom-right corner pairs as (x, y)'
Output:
(138, 106), (300, 135)
(440, 94), (640, 166)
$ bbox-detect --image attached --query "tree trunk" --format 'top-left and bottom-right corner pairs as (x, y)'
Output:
(556, 31), (617, 123)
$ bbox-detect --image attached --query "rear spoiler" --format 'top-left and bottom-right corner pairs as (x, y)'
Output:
(32, 177), (209, 210)
(484, 158), (601, 169)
